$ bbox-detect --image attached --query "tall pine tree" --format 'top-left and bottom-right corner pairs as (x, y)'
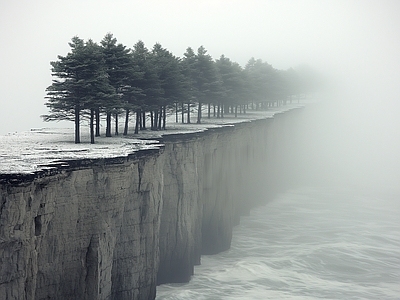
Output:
(151, 43), (185, 129)
(131, 40), (162, 133)
(100, 33), (141, 137)
(180, 47), (198, 123)
(194, 46), (220, 123)
(43, 36), (114, 143)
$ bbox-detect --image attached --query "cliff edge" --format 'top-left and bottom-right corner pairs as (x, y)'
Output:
(0, 106), (303, 299)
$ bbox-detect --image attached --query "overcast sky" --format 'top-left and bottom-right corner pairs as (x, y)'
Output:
(0, 0), (399, 135)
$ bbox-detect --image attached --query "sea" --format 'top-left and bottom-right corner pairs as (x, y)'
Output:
(156, 186), (400, 299)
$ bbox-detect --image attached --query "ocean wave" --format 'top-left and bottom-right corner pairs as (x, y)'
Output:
(157, 186), (400, 299)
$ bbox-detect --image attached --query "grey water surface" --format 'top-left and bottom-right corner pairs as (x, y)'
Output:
(156, 186), (400, 299)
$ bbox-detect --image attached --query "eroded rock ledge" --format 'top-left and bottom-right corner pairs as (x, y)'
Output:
(0, 108), (303, 299)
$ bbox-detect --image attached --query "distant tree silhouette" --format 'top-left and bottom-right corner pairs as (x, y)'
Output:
(215, 55), (247, 117)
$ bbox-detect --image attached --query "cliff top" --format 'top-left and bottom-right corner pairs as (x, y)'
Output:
(1, 105), (303, 176)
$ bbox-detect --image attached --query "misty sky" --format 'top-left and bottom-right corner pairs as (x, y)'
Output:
(0, 0), (399, 134)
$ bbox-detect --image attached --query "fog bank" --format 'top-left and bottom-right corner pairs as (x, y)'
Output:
(293, 84), (400, 193)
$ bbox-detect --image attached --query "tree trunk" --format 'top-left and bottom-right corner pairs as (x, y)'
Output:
(134, 110), (140, 134)
(181, 102), (185, 123)
(142, 111), (146, 129)
(163, 106), (166, 130)
(197, 102), (201, 124)
(217, 103), (220, 118)
(90, 108), (95, 144)
(95, 108), (100, 137)
(106, 112), (112, 137)
(150, 111), (154, 129)
(115, 113), (119, 136)
(74, 104), (80, 144)
(153, 111), (157, 128)
(175, 103), (178, 123)
(213, 104), (216, 117)
(151, 110), (158, 130)
(123, 109), (129, 135)
(158, 106), (162, 130)
(208, 103), (211, 119)
(187, 103), (191, 123)
(235, 105), (238, 118)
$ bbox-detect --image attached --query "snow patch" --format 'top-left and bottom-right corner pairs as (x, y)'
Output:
(0, 106), (303, 174)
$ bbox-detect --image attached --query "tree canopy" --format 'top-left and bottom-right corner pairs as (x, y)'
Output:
(43, 33), (315, 143)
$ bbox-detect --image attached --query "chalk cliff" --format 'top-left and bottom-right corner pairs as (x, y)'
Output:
(0, 108), (302, 299)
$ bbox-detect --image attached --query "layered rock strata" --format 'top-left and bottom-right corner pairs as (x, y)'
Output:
(0, 108), (302, 299)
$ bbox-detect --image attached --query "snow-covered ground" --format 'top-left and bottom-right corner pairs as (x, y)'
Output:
(0, 106), (302, 174)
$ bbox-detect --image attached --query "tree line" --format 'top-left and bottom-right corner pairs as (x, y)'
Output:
(43, 33), (315, 144)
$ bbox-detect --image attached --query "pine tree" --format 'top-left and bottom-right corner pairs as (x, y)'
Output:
(194, 46), (220, 123)
(44, 37), (314, 141)
(151, 43), (185, 129)
(100, 33), (142, 137)
(130, 41), (163, 133)
(180, 47), (198, 123)
(244, 58), (276, 109)
(43, 36), (114, 144)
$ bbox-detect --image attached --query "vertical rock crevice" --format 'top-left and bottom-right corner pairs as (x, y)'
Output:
(84, 234), (99, 299)
(34, 216), (42, 236)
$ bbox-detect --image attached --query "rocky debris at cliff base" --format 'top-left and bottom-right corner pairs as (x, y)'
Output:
(0, 105), (303, 174)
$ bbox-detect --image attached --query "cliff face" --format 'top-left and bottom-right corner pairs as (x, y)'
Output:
(0, 108), (302, 299)
(156, 112), (299, 285)
(0, 151), (164, 300)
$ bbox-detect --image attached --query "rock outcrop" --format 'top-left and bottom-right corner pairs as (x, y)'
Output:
(0, 107), (302, 299)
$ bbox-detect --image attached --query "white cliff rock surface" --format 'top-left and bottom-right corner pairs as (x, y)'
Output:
(0, 107), (303, 299)
(1, 150), (164, 299)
